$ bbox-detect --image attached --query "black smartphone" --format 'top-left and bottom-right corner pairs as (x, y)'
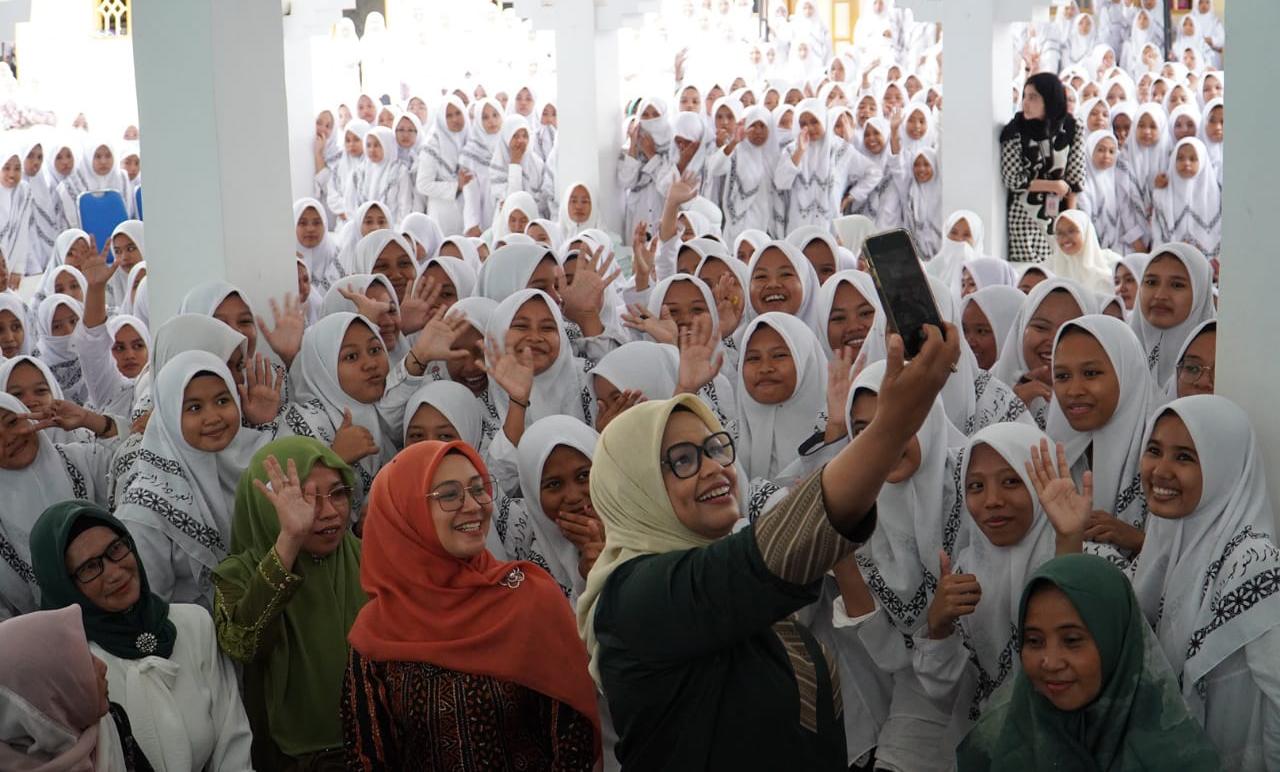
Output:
(861, 228), (945, 359)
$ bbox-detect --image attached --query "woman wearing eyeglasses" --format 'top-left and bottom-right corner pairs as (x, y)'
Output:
(577, 325), (960, 770)
(342, 439), (601, 771)
(211, 437), (365, 772)
(29, 499), (254, 772)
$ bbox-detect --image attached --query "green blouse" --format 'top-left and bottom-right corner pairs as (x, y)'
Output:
(592, 471), (875, 770)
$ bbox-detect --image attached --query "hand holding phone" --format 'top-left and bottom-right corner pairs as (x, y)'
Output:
(861, 228), (946, 359)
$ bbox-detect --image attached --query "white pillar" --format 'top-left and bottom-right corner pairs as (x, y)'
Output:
(283, 0), (356, 203)
(131, 0), (296, 327)
(1218, 2), (1280, 513)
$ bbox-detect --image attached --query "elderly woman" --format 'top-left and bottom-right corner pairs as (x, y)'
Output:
(30, 500), (254, 771)
(578, 324), (960, 768)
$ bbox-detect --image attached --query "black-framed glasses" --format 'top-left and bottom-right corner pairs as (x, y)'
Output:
(662, 431), (736, 479)
(71, 537), (132, 584)
(303, 485), (354, 513)
(1176, 362), (1215, 385)
(427, 477), (495, 512)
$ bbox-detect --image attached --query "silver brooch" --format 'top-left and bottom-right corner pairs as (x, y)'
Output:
(500, 567), (525, 589)
(135, 632), (158, 655)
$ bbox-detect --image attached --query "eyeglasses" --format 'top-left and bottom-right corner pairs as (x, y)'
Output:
(662, 431), (736, 479)
(71, 537), (132, 584)
(1176, 362), (1214, 385)
(303, 485), (354, 513)
(427, 478), (495, 512)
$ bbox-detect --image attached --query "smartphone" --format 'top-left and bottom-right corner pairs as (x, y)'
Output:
(861, 228), (945, 359)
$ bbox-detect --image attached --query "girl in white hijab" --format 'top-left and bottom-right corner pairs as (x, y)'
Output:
(54, 138), (131, 230)
(488, 117), (551, 223)
(105, 219), (144, 310)
(774, 99), (884, 232)
(402, 378), (486, 451)
(29, 228), (89, 310)
(355, 126), (413, 223)
(32, 293), (86, 404)
(734, 312), (826, 482)
(115, 351), (277, 605)
(20, 134), (61, 257)
(925, 210), (983, 290)
(1120, 103), (1170, 248)
(333, 200), (390, 281)
(74, 314), (149, 419)
(1077, 129), (1138, 253)
(708, 105), (782, 244)
(853, 116), (903, 230)
(1046, 315), (1164, 566)
(294, 197), (340, 297)
(415, 95), (469, 236)
(400, 211), (444, 265)
(961, 285), (1026, 372)
(0, 292), (31, 359)
(492, 191), (541, 242)
(557, 180), (604, 236)
(460, 97), (509, 236)
(0, 140), (36, 280)
(904, 148), (943, 258)
(1131, 396), (1280, 769)
(1128, 242), (1216, 389)
(1153, 137), (1221, 258)
(1200, 97), (1224, 187)
(618, 97), (676, 238)
(1043, 210), (1118, 295)
(324, 118), (368, 225)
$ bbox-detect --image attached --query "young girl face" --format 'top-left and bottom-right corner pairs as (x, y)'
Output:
(50, 303), (79, 336)
(1021, 584), (1104, 711)
(444, 103), (465, 133)
(862, 124), (885, 155)
(1172, 115), (1198, 142)
(1112, 114), (1131, 147)
(912, 155), (934, 184)
(514, 87), (535, 116)
(54, 147), (74, 176)
(1022, 290), (1083, 373)
(421, 264), (460, 314)
(395, 117), (418, 149)
(344, 130), (363, 157)
(111, 325), (148, 378)
(507, 207), (530, 236)
(802, 240), (837, 283)
(526, 257), (561, 304)
(1151, 80), (1169, 104)
(1141, 412), (1203, 518)
(23, 144), (42, 177)
(1176, 329), (1216, 398)
(505, 296), (561, 375)
(1055, 216), (1083, 256)
(849, 390), (921, 483)
(746, 119), (769, 147)
(0, 311), (23, 358)
(180, 373), (240, 452)
(1052, 330), (1120, 432)
(213, 293), (258, 357)
(1203, 77), (1223, 103)
(481, 105), (503, 134)
(53, 272), (83, 302)
(1, 155), (20, 189)
(679, 87), (700, 113)
(1136, 114), (1160, 148)
(356, 95), (376, 122)
(539, 445), (595, 527)
(336, 321), (389, 403)
(826, 282), (876, 360)
(111, 234), (142, 273)
(763, 89), (779, 111)
(947, 217), (974, 245)
(295, 206), (325, 248)
(742, 325), (797, 405)
(91, 146), (113, 176)
(6, 361), (53, 413)
(567, 185), (592, 223)
(376, 108), (395, 128)
(406, 403), (461, 445)
(856, 96), (877, 124)
(1205, 106), (1224, 143)
(799, 109), (826, 140)
(882, 85), (904, 115)
(1140, 253), (1193, 329)
(904, 75), (922, 98)
(1086, 101), (1109, 133)
(296, 262), (311, 303)
(1080, 82), (1100, 102)
(445, 323), (487, 395)
(1174, 143), (1201, 180)
(749, 248), (804, 316)
(905, 110), (928, 140)
(1105, 84), (1126, 107)
(960, 269), (977, 298)
(508, 128), (530, 158)
(372, 241), (417, 302)
(1114, 265), (1138, 308)
(1018, 269), (1048, 294)
(962, 302), (998, 370)
(1091, 137), (1118, 171)
(965, 442), (1037, 546)
(661, 280), (711, 331)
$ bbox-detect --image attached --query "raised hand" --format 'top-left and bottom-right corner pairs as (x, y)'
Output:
(410, 309), (473, 366)
(621, 302), (677, 344)
(482, 338), (535, 405)
(24, 401), (110, 435)
(399, 275), (443, 334)
(927, 551), (981, 639)
(824, 346), (860, 441)
(79, 246), (118, 289)
(596, 389), (645, 432)
(558, 245), (621, 334)
(711, 272), (744, 337)
(338, 285), (393, 323)
(630, 221), (656, 291)
(1026, 438), (1091, 549)
(676, 137), (699, 171)
(666, 170), (701, 207)
(332, 407), (380, 464)
(638, 129), (657, 159)
(239, 354), (284, 425)
(875, 324), (961, 443)
(255, 455), (317, 568)
(676, 313), (724, 394)
(257, 294), (306, 368)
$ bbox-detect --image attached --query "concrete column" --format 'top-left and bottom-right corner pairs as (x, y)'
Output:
(131, 0), (296, 327)
(1218, 2), (1280, 512)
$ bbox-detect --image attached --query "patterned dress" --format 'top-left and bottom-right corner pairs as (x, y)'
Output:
(1000, 118), (1085, 262)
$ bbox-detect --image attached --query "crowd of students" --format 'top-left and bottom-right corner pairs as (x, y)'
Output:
(0, 0), (1270, 770)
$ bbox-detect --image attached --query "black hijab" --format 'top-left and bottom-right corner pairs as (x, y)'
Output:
(1001, 73), (1076, 164)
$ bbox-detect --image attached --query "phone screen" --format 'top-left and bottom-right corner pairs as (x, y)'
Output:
(862, 229), (944, 358)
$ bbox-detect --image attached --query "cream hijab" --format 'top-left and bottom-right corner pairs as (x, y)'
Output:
(1043, 210), (1117, 296)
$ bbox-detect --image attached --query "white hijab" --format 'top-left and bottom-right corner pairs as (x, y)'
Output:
(1123, 103), (1170, 193)
(925, 210), (983, 290)
(400, 212), (444, 263)
(1128, 242), (1216, 389)
(557, 180), (602, 235)
(1131, 395), (1280, 715)
(992, 278), (1098, 416)
(0, 292), (32, 357)
(905, 148), (942, 257)
(106, 219), (144, 306)
(1155, 137), (1220, 257)
(785, 99), (836, 222)
(589, 341), (680, 401)
(401, 379), (484, 448)
(962, 286), (1026, 365)
(813, 268), (882, 359)
(735, 312), (826, 481)
(745, 240), (822, 331)
(293, 198), (339, 291)
(484, 289), (592, 427)
(1043, 210), (1117, 295)
(475, 243), (555, 301)
(358, 126), (400, 207)
(421, 94), (468, 174)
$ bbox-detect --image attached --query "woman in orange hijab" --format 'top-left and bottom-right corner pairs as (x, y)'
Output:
(342, 440), (600, 771)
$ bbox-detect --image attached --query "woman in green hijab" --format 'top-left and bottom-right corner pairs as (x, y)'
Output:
(956, 553), (1220, 771)
(212, 437), (366, 772)
(30, 500), (254, 770)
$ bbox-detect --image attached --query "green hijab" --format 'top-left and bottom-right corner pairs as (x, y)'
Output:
(956, 553), (1220, 771)
(213, 437), (366, 757)
(30, 500), (177, 659)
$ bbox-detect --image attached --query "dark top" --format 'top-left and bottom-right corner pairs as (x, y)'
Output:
(593, 471), (876, 770)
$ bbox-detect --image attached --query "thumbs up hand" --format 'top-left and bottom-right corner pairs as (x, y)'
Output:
(927, 550), (982, 640)
(331, 408), (379, 464)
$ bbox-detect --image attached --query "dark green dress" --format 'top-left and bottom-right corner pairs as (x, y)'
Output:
(593, 472), (875, 770)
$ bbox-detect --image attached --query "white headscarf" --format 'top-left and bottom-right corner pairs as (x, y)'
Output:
(439, 235), (484, 275)
(589, 341), (680, 401)
(105, 219), (144, 306)
(459, 97), (506, 174)
(1044, 210), (1117, 295)
(417, 255), (477, 303)
(293, 198), (338, 293)
(813, 268), (881, 359)
(421, 94), (468, 176)
(722, 105), (779, 240)
(475, 243), (555, 301)
(30, 229), (89, 308)
(1131, 395), (1280, 716)
(0, 292), (32, 357)
(59, 137), (130, 214)
(962, 286), (1026, 365)
(1127, 242), (1216, 389)
(1154, 137), (1220, 257)
(399, 212), (444, 263)
(484, 289), (592, 426)
(515, 415), (599, 600)
(488, 117), (546, 208)
(904, 148), (943, 258)
(745, 240), (822, 331)
(897, 103), (937, 162)
(493, 191), (540, 240)
(992, 278), (1099, 418)
(926, 210), (983, 290)
(1123, 103), (1170, 196)
(735, 312), (826, 481)
(782, 99), (837, 225)
(358, 126), (401, 208)
(832, 214), (877, 255)
(557, 180), (602, 235)
(33, 294), (82, 397)
(1081, 130), (1124, 250)
(401, 379), (484, 448)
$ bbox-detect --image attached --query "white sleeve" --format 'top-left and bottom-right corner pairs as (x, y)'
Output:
(197, 610), (256, 771)
(376, 356), (426, 448)
(835, 601), (913, 673)
(774, 149), (801, 191)
(654, 236), (681, 282)
(416, 151), (458, 200)
(74, 322), (127, 413)
(910, 629), (970, 702)
(463, 178), (485, 232)
(1244, 625), (1280, 768)
(704, 146), (732, 179)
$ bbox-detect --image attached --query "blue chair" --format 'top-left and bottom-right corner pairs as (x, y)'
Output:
(134, 186), (142, 220)
(77, 190), (129, 261)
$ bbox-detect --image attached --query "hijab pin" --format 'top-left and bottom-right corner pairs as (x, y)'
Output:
(501, 567), (526, 590)
(136, 632), (158, 655)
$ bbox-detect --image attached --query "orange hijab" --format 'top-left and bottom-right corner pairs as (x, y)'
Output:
(347, 440), (600, 747)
